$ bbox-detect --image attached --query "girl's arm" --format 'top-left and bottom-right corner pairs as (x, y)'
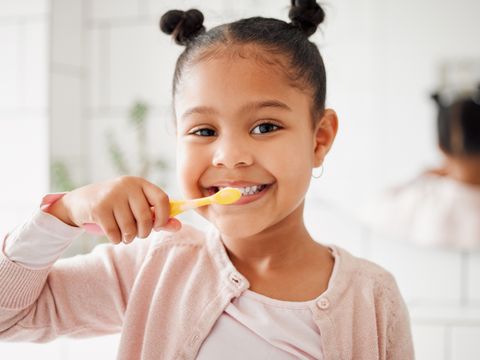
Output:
(380, 274), (415, 360)
(0, 200), (156, 342)
(3, 193), (83, 269)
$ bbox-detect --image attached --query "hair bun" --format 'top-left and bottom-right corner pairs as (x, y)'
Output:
(474, 83), (480, 104)
(431, 92), (443, 107)
(159, 9), (205, 46)
(289, 0), (325, 37)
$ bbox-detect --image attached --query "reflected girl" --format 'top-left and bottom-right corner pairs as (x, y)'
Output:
(363, 85), (480, 249)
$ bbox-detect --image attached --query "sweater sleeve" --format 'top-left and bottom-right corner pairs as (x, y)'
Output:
(3, 193), (84, 269)
(0, 208), (158, 343)
(381, 273), (415, 360)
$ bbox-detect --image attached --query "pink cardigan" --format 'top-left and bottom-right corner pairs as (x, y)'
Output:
(0, 215), (414, 359)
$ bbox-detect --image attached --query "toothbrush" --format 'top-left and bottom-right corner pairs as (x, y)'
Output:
(169, 187), (242, 216)
(81, 187), (242, 235)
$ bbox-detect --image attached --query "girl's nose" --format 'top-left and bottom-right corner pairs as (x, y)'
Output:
(212, 136), (253, 168)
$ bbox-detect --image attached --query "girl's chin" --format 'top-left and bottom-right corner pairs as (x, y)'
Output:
(208, 217), (266, 239)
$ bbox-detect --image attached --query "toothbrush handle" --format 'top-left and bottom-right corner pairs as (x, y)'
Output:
(169, 197), (211, 216)
(169, 200), (187, 217)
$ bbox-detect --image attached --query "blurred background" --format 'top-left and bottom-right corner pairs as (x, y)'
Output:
(0, 0), (479, 358)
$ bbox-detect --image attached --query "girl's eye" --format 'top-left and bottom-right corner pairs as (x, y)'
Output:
(251, 122), (280, 134)
(191, 128), (216, 137)
(189, 122), (281, 137)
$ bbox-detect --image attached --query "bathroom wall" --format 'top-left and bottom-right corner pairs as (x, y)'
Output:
(0, 0), (50, 233)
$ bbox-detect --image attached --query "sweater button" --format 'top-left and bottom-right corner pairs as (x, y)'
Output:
(317, 297), (330, 309)
(229, 272), (243, 287)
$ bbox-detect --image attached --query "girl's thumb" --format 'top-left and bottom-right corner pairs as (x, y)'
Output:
(158, 217), (182, 232)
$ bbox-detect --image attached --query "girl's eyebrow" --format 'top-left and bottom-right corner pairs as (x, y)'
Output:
(180, 99), (292, 121)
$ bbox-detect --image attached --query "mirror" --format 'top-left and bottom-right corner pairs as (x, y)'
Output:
(361, 72), (480, 250)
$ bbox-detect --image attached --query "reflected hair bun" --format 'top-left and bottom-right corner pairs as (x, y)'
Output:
(159, 9), (205, 46)
(289, 0), (325, 37)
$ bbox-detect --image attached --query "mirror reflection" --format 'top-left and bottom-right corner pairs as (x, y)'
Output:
(362, 80), (480, 249)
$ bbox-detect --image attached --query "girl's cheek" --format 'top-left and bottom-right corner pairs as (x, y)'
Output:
(178, 145), (206, 195)
(176, 146), (194, 194)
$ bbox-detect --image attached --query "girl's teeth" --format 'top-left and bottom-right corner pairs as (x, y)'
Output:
(218, 184), (266, 196)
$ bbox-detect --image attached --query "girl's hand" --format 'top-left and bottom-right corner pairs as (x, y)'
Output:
(44, 176), (181, 244)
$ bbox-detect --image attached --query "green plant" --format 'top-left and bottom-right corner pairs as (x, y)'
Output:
(105, 100), (169, 187)
(50, 160), (77, 192)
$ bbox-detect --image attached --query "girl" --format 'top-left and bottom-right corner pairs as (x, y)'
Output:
(0, 1), (414, 359)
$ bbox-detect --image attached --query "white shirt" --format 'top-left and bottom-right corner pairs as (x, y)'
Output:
(197, 289), (323, 359)
(361, 173), (480, 249)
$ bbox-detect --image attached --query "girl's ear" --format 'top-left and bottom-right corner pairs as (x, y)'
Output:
(312, 109), (338, 167)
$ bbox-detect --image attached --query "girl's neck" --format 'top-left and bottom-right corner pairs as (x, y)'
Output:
(444, 155), (480, 185)
(221, 202), (317, 275)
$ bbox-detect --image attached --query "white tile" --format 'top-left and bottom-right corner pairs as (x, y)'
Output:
(0, 24), (20, 109)
(467, 251), (480, 304)
(108, 23), (182, 109)
(50, 73), (85, 159)
(450, 326), (480, 360)
(146, 0), (288, 29)
(145, 0), (225, 21)
(90, 0), (139, 21)
(62, 334), (121, 359)
(220, 0), (288, 21)
(85, 27), (106, 110)
(22, 20), (49, 109)
(304, 195), (368, 257)
(0, 341), (62, 360)
(411, 324), (446, 360)
(51, 0), (83, 67)
(366, 235), (463, 305)
(409, 305), (480, 324)
(0, 0), (49, 17)
(0, 21), (48, 111)
(0, 116), (49, 203)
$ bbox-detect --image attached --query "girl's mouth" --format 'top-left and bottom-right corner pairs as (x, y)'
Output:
(205, 183), (273, 205)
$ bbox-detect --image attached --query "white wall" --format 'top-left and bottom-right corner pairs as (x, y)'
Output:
(0, 1), (55, 358)
(0, 3), (50, 239)
(50, 0), (87, 186)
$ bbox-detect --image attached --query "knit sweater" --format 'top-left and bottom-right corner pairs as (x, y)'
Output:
(0, 209), (414, 359)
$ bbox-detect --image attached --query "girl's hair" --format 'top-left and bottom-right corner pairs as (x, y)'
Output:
(159, 0), (327, 126)
(431, 85), (480, 156)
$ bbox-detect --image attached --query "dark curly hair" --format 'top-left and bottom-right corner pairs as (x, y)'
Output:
(160, 0), (327, 126)
(432, 85), (480, 156)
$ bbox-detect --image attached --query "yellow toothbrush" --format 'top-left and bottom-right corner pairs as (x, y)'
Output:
(82, 187), (242, 235)
(169, 187), (242, 216)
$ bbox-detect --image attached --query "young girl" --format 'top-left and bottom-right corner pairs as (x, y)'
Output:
(0, 1), (414, 359)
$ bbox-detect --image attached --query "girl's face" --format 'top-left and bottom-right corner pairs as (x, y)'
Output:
(174, 51), (334, 238)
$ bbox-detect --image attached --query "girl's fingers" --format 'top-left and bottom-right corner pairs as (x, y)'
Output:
(96, 209), (122, 244)
(141, 181), (170, 229)
(113, 204), (138, 243)
(128, 191), (154, 239)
